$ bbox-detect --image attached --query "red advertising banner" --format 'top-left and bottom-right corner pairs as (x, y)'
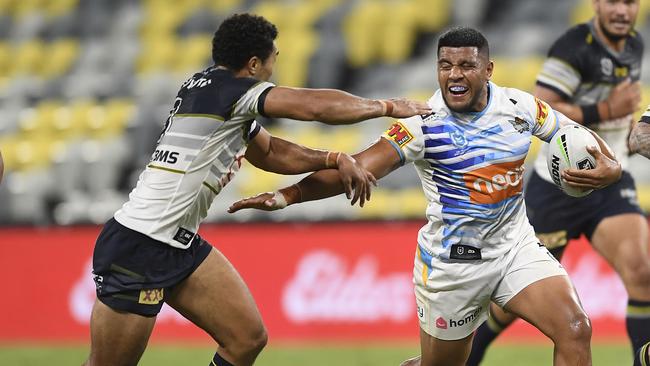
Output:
(0, 221), (630, 344)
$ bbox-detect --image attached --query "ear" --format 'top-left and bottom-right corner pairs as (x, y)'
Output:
(246, 56), (262, 76)
(486, 60), (494, 80)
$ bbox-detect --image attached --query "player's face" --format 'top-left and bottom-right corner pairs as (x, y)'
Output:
(256, 43), (278, 82)
(594, 0), (639, 41)
(437, 46), (493, 113)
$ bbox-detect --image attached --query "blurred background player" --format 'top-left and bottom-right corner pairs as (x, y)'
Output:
(84, 13), (429, 366)
(229, 26), (623, 366)
(467, 0), (650, 365)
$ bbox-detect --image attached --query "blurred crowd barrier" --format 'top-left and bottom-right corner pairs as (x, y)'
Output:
(0, 0), (649, 225)
(0, 221), (632, 343)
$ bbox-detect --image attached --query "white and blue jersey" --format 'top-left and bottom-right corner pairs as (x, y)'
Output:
(382, 82), (560, 261)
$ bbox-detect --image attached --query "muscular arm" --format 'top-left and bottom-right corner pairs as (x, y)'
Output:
(244, 127), (330, 175)
(295, 138), (401, 203)
(535, 80), (640, 125)
(263, 87), (431, 124)
(629, 121), (650, 159)
(534, 85), (591, 124)
(230, 138), (401, 211)
(244, 126), (377, 204)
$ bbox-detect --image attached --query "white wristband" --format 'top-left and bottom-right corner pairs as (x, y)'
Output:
(273, 191), (288, 209)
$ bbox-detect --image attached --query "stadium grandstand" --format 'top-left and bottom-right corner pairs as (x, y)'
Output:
(1, 0), (648, 226)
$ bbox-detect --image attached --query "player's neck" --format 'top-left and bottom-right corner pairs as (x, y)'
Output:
(593, 19), (626, 52)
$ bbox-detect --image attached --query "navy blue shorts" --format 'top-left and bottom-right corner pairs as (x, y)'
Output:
(525, 170), (644, 258)
(92, 218), (213, 317)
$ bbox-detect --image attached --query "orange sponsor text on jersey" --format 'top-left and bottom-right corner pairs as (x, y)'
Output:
(463, 158), (525, 204)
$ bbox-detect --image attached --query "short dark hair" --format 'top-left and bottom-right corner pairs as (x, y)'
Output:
(212, 13), (278, 71)
(437, 26), (489, 58)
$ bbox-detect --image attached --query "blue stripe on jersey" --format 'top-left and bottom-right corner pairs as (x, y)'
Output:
(418, 243), (434, 268)
(437, 184), (468, 197)
(423, 124), (503, 148)
(427, 143), (529, 170)
(421, 125), (446, 134)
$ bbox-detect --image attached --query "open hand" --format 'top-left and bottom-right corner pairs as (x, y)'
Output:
(228, 191), (286, 213)
(387, 98), (432, 118)
(562, 146), (622, 190)
(336, 153), (377, 207)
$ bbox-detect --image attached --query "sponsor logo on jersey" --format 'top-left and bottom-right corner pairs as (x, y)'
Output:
(417, 301), (426, 323)
(151, 149), (179, 164)
(450, 130), (468, 148)
(508, 117), (530, 134)
(435, 316), (448, 329)
(139, 288), (164, 305)
(436, 306), (482, 329)
(463, 159), (525, 204)
(534, 98), (549, 125)
(385, 122), (413, 147)
(601, 58), (613, 76)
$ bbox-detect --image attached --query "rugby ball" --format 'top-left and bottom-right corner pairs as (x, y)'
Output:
(546, 125), (600, 197)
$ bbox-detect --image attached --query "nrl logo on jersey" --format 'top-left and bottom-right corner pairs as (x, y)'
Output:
(508, 117), (529, 134)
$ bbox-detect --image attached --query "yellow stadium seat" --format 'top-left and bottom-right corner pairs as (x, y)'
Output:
(0, 0), (12, 15)
(86, 99), (134, 139)
(0, 41), (11, 78)
(174, 34), (212, 73)
(11, 0), (42, 18)
(571, 0), (592, 25)
(250, 2), (286, 30)
(18, 101), (61, 137)
(414, 0), (451, 32)
(11, 136), (55, 171)
(237, 165), (283, 198)
(343, 0), (385, 67)
(39, 39), (79, 78)
(275, 30), (318, 87)
(10, 40), (44, 76)
(0, 136), (20, 172)
(210, 0), (243, 14)
(491, 57), (542, 93)
(381, 1), (419, 64)
(45, 0), (79, 18)
(136, 37), (177, 74)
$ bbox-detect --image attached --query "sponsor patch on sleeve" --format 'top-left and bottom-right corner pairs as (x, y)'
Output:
(384, 121), (413, 148)
(534, 97), (550, 125)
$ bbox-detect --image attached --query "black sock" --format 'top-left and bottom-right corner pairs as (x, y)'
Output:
(628, 299), (650, 363)
(634, 341), (650, 366)
(466, 313), (507, 366)
(211, 352), (234, 366)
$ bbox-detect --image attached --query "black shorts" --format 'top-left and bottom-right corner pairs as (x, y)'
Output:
(92, 218), (212, 317)
(525, 170), (644, 258)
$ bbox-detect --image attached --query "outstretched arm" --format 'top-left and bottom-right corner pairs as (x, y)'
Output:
(263, 87), (432, 124)
(629, 120), (650, 159)
(230, 137), (401, 211)
(244, 127), (376, 203)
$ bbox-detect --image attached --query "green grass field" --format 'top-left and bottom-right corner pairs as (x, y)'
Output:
(0, 342), (630, 366)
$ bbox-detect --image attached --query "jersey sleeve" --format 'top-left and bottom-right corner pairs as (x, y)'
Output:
(380, 116), (424, 165)
(536, 30), (584, 99)
(231, 80), (275, 119)
(516, 90), (560, 142)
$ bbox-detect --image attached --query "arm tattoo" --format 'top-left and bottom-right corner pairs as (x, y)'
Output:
(629, 123), (650, 159)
